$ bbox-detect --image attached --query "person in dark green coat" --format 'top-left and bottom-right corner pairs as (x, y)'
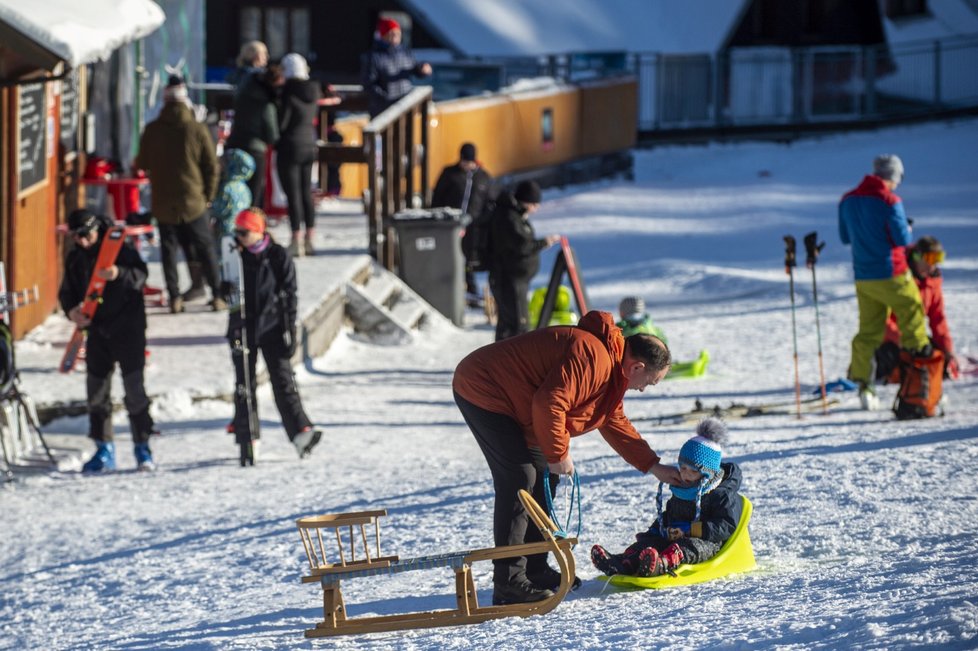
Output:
(135, 76), (223, 313)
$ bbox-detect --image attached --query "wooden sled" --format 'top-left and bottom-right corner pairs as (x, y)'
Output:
(604, 495), (756, 590)
(296, 489), (576, 637)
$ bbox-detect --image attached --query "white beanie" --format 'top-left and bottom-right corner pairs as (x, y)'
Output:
(281, 53), (310, 81)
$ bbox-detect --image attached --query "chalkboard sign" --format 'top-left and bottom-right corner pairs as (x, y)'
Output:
(18, 82), (48, 195)
(60, 71), (80, 153)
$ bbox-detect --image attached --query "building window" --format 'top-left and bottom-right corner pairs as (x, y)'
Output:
(885, 0), (929, 19)
(240, 5), (311, 60)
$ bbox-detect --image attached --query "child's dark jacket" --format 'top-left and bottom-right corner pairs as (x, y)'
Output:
(228, 239), (297, 345)
(644, 461), (743, 545)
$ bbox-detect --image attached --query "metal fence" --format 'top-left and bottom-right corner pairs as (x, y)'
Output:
(482, 35), (978, 133)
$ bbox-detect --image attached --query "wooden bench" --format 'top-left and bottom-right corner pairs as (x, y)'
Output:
(296, 489), (576, 637)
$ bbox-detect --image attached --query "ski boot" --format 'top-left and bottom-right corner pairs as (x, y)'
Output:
(858, 383), (880, 411)
(239, 439), (258, 467)
(134, 442), (156, 472)
(82, 442), (116, 473)
(292, 427), (322, 458)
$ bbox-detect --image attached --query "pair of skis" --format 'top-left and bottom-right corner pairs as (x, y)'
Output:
(636, 395), (841, 427)
(222, 236), (259, 466)
(784, 232), (828, 418)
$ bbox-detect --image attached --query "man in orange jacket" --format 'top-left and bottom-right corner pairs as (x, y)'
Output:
(453, 310), (682, 605)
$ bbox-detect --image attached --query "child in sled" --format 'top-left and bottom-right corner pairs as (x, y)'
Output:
(591, 418), (743, 577)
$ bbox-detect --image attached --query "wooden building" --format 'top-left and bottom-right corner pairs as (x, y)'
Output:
(0, 1), (164, 338)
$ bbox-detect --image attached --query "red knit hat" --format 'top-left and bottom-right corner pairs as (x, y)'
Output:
(377, 18), (400, 37)
(234, 208), (267, 233)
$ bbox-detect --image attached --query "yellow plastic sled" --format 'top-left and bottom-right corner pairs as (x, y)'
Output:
(605, 495), (756, 590)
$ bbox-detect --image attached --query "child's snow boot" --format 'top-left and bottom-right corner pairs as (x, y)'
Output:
(659, 543), (684, 575)
(82, 442), (116, 473)
(134, 442), (156, 472)
(590, 544), (623, 576)
(636, 548), (661, 577)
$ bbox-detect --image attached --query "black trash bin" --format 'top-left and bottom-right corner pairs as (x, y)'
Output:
(390, 208), (467, 326)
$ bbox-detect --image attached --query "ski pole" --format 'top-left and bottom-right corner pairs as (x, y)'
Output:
(783, 236), (802, 419)
(804, 231), (829, 414)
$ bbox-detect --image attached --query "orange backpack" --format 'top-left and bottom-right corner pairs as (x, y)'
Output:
(893, 348), (944, 419)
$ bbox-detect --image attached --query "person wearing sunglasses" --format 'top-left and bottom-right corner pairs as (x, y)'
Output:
(839, 154), (931, 411)
(876, 236), (960, 381)
(225, 208), (321, 462)
(58, 210), (158, 472)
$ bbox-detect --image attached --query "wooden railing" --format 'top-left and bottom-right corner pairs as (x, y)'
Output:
(317, 86), (432, 269)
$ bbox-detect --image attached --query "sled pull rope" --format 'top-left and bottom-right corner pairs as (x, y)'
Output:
(543, 469), (582, 543)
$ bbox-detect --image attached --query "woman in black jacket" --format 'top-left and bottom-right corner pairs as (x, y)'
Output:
(227, 208), (321, 465)
(276, 53), (322, 257)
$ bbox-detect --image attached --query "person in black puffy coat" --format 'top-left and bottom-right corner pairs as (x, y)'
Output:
(276, 53), (322, 257)
(488, 180), (559, 341)
(226, 208), (321, 463)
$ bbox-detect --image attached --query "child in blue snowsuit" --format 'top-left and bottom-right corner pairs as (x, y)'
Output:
(211, 148), (255, 261)
(591, 418), (743, 577)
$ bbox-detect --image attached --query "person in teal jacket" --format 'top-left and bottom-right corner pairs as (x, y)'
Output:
(210, 149), (255, 263)
(838, 154), (929, 410)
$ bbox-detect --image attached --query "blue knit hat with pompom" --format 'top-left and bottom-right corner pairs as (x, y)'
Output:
(678, 418), (727, 476)
(656, 418), (729, 530)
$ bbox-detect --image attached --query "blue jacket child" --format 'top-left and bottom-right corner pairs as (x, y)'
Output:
(591, 418), (743, 577)
(211, 149), (256, 256)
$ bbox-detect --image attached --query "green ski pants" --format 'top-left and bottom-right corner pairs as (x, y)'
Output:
(849, 271), (929, 384)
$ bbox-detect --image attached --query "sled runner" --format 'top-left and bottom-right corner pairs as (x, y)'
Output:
(296, 489), (576, 637)
(604, 495), (756, 590)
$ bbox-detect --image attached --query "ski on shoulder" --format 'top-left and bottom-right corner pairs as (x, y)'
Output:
(59, 226), (128, 374)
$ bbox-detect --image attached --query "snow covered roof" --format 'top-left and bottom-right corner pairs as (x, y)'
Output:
(883, 1), (978, 45)
(404, 0), (750, 57)
(0, 0), (165, 69)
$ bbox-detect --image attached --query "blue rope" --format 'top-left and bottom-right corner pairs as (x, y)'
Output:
(543, 469), (581, 542)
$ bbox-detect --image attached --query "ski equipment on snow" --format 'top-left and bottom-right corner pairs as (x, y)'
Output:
(894, 348), (945, 419)
(804, 231), (829, 413)
(222, 235), (259, 465)
(636, 394), (840, 426)
(59, 225), (127, 374)
(783, 235), (802, 419)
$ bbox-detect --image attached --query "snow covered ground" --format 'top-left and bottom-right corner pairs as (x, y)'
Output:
(2, 118), (977, 650)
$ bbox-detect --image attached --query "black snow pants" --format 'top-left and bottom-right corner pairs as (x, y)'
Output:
(231, 330), (312, 443)
(158, 212), (221, 301)
(489, 273), (530, 342)
(85, 328), (154, 444)
(454, 391), (559, 585)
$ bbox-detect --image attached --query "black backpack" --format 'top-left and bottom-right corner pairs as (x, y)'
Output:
(461, 197), (496, 272)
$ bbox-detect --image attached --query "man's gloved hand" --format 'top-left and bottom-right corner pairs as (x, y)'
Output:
(946, 353), (961, 380)
(284, 327), (298, 357)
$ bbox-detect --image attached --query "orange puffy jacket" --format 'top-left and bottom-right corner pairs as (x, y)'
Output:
(453, 310), (660, 471)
